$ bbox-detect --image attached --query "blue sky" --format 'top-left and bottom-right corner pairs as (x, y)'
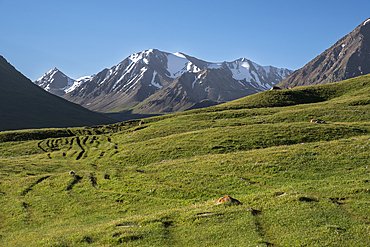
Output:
(1, 0), (370, 81)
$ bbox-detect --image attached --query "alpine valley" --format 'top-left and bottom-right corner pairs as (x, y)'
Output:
(34, 49), (292, 120)
(4, 16), (370, 247)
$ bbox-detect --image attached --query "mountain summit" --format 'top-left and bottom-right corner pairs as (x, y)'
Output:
(35, 49), (292, 115)
(278, 18), (370, 88)
(34, 68), (93, 96)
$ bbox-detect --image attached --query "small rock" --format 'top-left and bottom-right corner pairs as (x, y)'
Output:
(216, 195), (241, 205)
(310, 119), (326, 123)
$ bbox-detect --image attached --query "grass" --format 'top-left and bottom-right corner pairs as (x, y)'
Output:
(1, 74), (370, 246)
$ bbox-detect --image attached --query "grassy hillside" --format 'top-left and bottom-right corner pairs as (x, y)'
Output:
(1, 74), (370, 246)
(0, 56), (115, 131)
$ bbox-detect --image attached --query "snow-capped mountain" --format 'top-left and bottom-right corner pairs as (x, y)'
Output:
(35, 49), (292, 116)
(34, 68), (94, 96)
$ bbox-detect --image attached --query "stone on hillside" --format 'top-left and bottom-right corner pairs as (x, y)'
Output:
(216, 195), (241, 205)
(310, 119), (326, 123)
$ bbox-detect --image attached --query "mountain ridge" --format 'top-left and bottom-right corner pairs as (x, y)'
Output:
(35, 49), (292, 115)
(278, 18), (370, 88)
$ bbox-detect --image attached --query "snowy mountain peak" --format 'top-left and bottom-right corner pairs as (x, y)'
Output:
(34, 68), (94, 96)
(37, 67), (61, 81)
(128, 49), (154, 64)
(35, 49), (293, 113)
(48, 67), (58, 73)
(49, 67), (58, 72)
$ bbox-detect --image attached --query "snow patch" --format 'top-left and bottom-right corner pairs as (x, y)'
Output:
(99, 69), (112, 85)
(251, 70), (261, 84)
(65, 81), (81, 93)
(227, 60), (253, 81)
(126, 67), (147, 91)
(337, 44), (346, 60)
(47, 69), (58, 80)
(110, 58), (140, 92)
(65, 75), (94, 94)
(187, 61), (201, 73)
(237, 80), (246, 87)
(166, 53), (201, 78)
(173, 52), (187, 59)
(150, 70), (162, 88)
(108, 50), (156, 93)
(38, 67), (59, 81)
(129, 49), (154, 64)
(64, 75), (94, 93)
(191, 75), (198, 89)
(143, 58), (149, 64)
(166, 54), (190, 78)
(364, 19), (370, 26)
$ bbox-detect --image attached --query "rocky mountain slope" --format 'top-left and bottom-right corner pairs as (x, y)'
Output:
(278, 18), (370, 88)
(0, 56), (114, 131)
(35, 49), (292, 115)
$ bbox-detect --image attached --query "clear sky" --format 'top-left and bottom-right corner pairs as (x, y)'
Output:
(1, 0), (370, 81)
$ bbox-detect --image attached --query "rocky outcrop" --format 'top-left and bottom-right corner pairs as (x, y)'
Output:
(216, 195), (242, 205)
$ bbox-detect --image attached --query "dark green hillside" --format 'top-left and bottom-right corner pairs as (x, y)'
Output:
(0, 56), (114, 131)
(1, 74), (370, 246)
(188, 73), (370, 112)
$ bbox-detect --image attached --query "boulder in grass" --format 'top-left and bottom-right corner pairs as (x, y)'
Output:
(310, 119), (326, 123)
(216, 195), (241, 205)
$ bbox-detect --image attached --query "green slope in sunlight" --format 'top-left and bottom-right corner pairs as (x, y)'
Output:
(1, 74), (370, 246)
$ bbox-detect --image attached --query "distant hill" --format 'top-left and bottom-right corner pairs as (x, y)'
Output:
(278, 18), (370, 88)
(35, 49), (292, 117)
(0, 56), (115, 131)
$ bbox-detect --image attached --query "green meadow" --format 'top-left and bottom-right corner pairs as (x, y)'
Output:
(1, 75), (370, 246)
